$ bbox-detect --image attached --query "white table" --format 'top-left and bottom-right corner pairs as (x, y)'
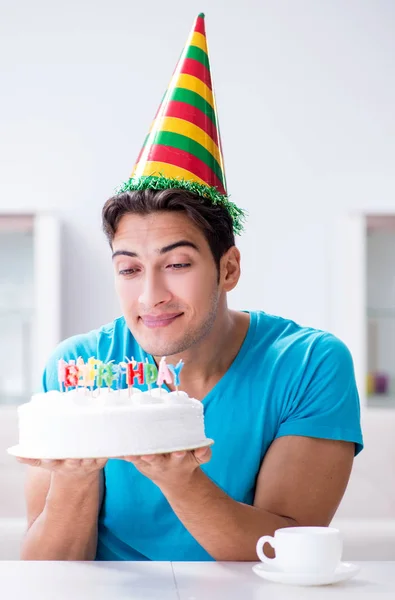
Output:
(0, 561), (394, 599)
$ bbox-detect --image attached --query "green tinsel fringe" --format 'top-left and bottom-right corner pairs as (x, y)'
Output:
(116, 175), (247, 235)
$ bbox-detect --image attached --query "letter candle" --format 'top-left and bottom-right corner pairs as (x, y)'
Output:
(125, 357), (133, 397)
(168, 359), (184, 393)
(104, 362), (115, 389)
(96, 361), (105, 389)
(57, 359), (66, 392)
(157, 356), (173, 389)
(76, 357), (87, 393)
(86, 359), (96, 393)
(64, 362), (79, 389)
(81, 364), (91, 393)
(57, 356), (185, 399)
(115, 362), (126, 390)
(144, 359), (158, 391)
(127, 359), (144, 387)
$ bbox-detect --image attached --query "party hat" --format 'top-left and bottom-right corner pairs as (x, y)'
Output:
(117, 13), (245, 234)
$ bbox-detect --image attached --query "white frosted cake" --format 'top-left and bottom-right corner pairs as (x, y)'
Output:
(8, 387), (213, 459)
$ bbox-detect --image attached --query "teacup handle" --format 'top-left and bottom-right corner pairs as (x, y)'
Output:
(256, 535), (277, 564)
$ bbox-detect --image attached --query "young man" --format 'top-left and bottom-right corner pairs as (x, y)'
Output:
(18, 14), (363, 562)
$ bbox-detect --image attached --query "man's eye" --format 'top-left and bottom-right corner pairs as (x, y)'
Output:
(167, 263), (191, 270)
(119, 268), (137, 276)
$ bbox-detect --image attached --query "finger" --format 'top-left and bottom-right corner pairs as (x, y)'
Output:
(81, 459), (97, 469)
(123, 455), (139, 464)
(139, 454), (161, 463)
(193, 447), (212, 463)
(63, 459), (82, 470)
(123, 456), (148, 469)
(41, 459), (62, 468)
(16, 457), (41, 467)
(171, 451), (187, 459)
(139, 453), (168, 470)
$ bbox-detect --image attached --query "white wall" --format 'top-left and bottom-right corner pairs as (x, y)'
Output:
(1, 0), (395, 339)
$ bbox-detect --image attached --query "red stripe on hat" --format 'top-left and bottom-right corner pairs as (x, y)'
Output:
(179, 57), (212, 90)
(161, 100), (220, 147)
(146, 145), (226, 194)
(194, 16), (206, 36)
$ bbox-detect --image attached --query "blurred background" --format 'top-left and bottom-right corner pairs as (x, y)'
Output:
(1, 0), (395, 559)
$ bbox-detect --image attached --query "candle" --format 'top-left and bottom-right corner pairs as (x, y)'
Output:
(104, 362), (115, 389)
(76, 357), (85, 388)
(157, 356), (173, 386)
(168, 359), (184, 391)
(86, 369), (95, 392)
(144, 359), (158, 390)
(87, 357), (96, 381)
(57, 356), (186, 395)
(114, 362), (126, 390)
(96, 361), (105, 388)
(81, 364), (92, 392)
(64, 363), (79, 388)
(57, 359), (66, 392)
(126, 360), (144, 386)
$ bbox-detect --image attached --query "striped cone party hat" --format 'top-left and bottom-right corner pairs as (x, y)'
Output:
(117, 13), (245, 234)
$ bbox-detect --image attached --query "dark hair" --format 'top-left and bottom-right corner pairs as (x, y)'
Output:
(102, 188), (235, 271)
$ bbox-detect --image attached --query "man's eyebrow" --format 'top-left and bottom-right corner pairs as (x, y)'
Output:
(159, 241), (199, 254)
(112, 250), (138, 260)
(112, 241), (199, 260)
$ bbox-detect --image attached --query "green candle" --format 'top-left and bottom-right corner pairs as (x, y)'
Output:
(96, 362), (105, 388)
(145, 361), (158, 389)
(105, 362), (115, 388)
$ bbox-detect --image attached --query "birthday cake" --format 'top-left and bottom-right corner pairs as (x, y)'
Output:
(8, 357), (213, 459)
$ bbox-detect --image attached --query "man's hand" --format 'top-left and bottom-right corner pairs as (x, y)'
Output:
(16, 457), (107, 480)
(123, 445), (212, 490)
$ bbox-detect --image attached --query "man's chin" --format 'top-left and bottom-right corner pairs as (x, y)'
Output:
(140, 332), (194, 357)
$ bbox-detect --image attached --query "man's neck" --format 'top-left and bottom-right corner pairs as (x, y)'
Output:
(154, 309), (250, 398)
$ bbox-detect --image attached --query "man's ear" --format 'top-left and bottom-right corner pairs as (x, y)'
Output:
(220, 246), (241, 292)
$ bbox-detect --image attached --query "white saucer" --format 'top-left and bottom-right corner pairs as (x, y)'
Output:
(252, 562), (360, 586)
(7, 438), (214, 460)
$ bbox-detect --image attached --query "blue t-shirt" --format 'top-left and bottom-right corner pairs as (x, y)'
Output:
(42, 311), (363, 561)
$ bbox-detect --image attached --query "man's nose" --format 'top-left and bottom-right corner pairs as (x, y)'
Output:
(138, 271), (171, 309)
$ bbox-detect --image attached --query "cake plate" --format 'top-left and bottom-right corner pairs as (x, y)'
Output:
(7, 438), (214, 460)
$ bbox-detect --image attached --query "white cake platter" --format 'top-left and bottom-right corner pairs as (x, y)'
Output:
(7, 438), (214, 460)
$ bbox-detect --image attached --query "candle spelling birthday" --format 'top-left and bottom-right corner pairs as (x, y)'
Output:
(57, 356), (184, 394)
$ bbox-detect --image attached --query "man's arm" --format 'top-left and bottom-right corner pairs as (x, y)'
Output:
(128, 436), (354, 561)
(19, 459), (105, 561)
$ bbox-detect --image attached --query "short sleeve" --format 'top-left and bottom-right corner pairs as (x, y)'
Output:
(276, 333), (363, 455)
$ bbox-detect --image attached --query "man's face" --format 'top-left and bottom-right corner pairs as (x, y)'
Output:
(112, 211), (221, 357)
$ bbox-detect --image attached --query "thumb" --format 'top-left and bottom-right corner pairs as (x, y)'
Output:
(193, 446), (212, 463)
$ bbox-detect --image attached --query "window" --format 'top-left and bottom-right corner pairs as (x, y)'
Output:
(0, 214), (60, 405)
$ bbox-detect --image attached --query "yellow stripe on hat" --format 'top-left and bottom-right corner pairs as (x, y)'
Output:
(189, 31), (208, 54)
(156, 117), (222, 166)
(171, 73), (214, 108)
(131, 161), (207, 186)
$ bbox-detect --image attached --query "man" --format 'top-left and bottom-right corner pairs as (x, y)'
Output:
(18, 13), (363, 562)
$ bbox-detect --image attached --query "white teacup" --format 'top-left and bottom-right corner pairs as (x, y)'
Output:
(256, 526), (342, 575)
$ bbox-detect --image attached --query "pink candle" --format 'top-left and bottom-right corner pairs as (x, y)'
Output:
(57, 359), (67, 391)
(157, 356), (173, 386)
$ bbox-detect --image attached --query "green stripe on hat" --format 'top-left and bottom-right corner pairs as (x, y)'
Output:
(185, 45), (210, 70)
(148, 130), (225, 185)
(168, 87), (217, 128)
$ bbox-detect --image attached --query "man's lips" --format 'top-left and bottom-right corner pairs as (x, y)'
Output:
(140, 313), (183, 328)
